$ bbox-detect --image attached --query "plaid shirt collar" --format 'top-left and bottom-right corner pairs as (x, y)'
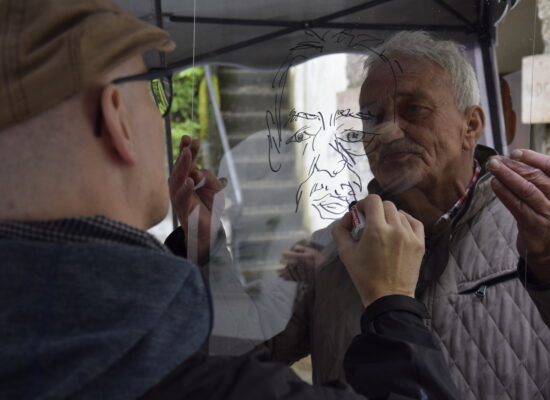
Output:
(367, 158), (483, 232)
(0, 215), (167, 253)
(435, 159), (482, 225)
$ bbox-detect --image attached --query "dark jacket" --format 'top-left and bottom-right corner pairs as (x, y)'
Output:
(0, 221), (458, 399)
(0, 238), (211, 400)
(141, 295), (458, 400)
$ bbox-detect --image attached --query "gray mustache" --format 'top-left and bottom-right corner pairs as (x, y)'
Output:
(378, 140), (423, 158)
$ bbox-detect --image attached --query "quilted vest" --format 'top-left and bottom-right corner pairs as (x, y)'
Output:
(290, 171), (550, 398)
(419, 173), (550, 399)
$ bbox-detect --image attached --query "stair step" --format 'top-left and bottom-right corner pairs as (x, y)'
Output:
(223, 112), (268, 142)
(235, 229), (307, 243)
(220, 88), (288, 113)
(236, 231), (308, 261)
(238, 259), (282, 273)
(240, 185), (299, 207)
(234, 153), (294, 166)
(221, 111), (291, 143)
(234, 207), (304, 233)
(219, 67), (276, 89)
(241, 203), (297, 217)
(240, 180), (296, 190)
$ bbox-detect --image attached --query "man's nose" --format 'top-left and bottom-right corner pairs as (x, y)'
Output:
(374, 120), (405, 144)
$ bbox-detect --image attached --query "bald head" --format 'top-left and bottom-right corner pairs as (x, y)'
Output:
(0, 54), (169, 229)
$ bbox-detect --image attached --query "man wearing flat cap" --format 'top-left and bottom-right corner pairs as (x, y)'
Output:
(0, 1), (462, 399)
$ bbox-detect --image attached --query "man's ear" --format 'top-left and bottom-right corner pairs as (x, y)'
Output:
(99, 84), (137, 165)
(462, 105), (485, 152)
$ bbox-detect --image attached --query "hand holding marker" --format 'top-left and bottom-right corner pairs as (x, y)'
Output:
(349, 200), (365, 241)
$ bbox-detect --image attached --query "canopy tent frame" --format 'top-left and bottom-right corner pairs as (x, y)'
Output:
(165, 0), (480, 70)
(147, 0), (514, 160)
(143, 0), (517, 231)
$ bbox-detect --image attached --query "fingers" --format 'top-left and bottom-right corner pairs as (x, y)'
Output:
(398, 211), (425, 244)
(189, 137), (200, 160)
(177, 135), (202, 182)
(169, 147), (192, 197)
(281, 251), (301, 263)
(196, 169), (223, 194)
(498, 156), (550, 198)
(282, 251), (312, 268)
(491, 177), (544, 227)
(178, 135), (200, 160)
(510, 149), (550, 176)
(172, 176), (196, 220)
(173, 136), (207, 190)
(178, 135), (192, 153)
(360, 195), (410, 230)
(403, 212), (425, 239)
(382, 200), (400, 225)
(361, 195), (385, 227)
(282, 264), (305, 281)
(489, 157), (550, 216)
(292, 244), (309, 253)
(332, 212), (355, 251)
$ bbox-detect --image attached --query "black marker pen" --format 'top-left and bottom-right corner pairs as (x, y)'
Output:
(348, 201), (365, 241)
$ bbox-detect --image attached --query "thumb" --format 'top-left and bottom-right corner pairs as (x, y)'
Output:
(331, 213), (355, 256)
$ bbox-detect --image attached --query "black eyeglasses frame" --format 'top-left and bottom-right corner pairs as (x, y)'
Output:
(94, 68), (173, 137)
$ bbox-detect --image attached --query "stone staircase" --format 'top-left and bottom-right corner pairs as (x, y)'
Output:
(216, 67), (308, 282)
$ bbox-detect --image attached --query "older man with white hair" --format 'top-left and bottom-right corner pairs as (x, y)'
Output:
(0, 2), (463, 399)
(269, 31), (550, 399)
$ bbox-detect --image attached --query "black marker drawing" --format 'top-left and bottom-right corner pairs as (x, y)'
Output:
(266, 29), (396, 220)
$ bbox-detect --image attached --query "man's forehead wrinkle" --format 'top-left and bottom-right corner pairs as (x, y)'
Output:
(361, 87), (434, 112)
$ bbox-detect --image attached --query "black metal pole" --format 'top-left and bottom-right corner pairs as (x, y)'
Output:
(430, 0), (476, 31)
(168, 14), (471, 31)
(155, 0), (179, 229)
(168, 0), (395, 70)
(168, 22), (471, 70)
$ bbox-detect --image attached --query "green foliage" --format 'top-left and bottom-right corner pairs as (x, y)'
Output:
(170, 67), (204, 161)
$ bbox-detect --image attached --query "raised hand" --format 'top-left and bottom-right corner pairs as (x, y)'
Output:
(332, 195), (425, 307)
(168, 135), (224, 264)
(489, 149), (550, 281)
(279, 243), (326, 282)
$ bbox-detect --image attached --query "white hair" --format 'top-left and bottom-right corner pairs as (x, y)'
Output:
(364, 31), (480, 111)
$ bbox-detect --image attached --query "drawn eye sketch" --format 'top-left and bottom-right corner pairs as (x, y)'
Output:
(266, 29), (392, 221)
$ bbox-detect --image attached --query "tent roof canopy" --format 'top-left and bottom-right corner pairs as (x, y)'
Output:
(116, 0), (519, 70)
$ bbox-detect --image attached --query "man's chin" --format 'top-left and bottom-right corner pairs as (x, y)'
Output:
(378, 172), (423, 196)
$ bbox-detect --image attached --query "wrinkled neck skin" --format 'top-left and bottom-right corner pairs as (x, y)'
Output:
(385, 158), (475, 235)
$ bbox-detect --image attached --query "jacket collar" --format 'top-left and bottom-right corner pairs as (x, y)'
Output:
(366, 144), (498, 228)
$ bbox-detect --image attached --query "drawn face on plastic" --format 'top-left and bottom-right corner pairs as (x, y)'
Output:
(284, 107), (376, 219)
(265, 29), (387, 221)
(359, 54), (469, 195)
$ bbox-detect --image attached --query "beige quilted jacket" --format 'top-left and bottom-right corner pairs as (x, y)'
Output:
(270, 157), (550, 399)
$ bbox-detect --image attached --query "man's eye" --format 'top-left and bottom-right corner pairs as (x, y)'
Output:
(340, 130), (370, 143)
(286, 129), (313, 144)
(403, 104), (429, 116)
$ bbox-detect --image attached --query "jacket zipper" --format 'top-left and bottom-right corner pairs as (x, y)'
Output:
(459, 271), (518, 298)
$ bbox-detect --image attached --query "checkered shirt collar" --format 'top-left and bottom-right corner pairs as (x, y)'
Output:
(0, 215), (168, 252)
(436, 159), (482, 225)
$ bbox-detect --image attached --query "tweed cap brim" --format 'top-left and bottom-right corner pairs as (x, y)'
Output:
(0, 0), (175, 131)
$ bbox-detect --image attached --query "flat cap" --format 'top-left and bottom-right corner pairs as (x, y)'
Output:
(0, 0), (175, 131)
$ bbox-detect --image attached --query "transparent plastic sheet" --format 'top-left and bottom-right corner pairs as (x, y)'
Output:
(138, 0), (548, 392)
